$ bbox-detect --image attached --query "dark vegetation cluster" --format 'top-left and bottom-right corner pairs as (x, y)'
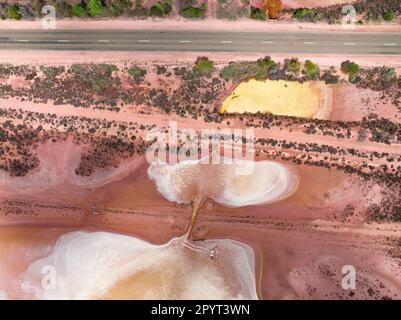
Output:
(0, 107), (149, 177)
(0, 0), (174, 20)
(0, 121), (41, 176)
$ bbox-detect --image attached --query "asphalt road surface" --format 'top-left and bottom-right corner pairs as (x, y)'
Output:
(0, 30), (400, 54)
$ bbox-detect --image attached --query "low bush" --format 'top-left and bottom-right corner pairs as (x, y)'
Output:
(250, 7), (266, 21)
(220, 56), (276, 81)
(180, 4), (207, 19)
(341, 60), (360, 82)
(194, 57), (214, 75)
(128, 66), (146, 77)
(383, 11), (395, 21)
(285, 58), (301, 74)
(87, 0), (104, 16)
(6, 5), (22, 20)
(303, 60), (320, 79)
(71, 63), (118, 93)
(72, 3), (87, 17)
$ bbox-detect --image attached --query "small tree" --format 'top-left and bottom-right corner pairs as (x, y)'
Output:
(87, 0), (104, 16)
(286, 58), (301, 74)
(341, 60), (360, 82)
(383, 11), (395, 22)
(72, 3), (87, 17)
(303, 60), (320, 79)
(180, 4), (207, 19)
(6, 5), (22, 20)
(250, 7), (267, 20)
(150, 2), (165, 17)
(194, 57), (214, 75)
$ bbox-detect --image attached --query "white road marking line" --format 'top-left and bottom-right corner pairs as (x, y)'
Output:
(303, 41), (315, 45)
(97, 40), (110, 43)
(384, 43), (396, 46)
(179, 40), (191, 43)
(221, 40), (233, 43)
(137, 39), (150, 43)
(262, 41), (274, 44)
(57, 40), (69, 42)
(14, 39), (29, 42)
(344, 42), (356, 45)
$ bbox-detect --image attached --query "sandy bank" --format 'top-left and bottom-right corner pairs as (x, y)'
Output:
(220, 79), (332, 119)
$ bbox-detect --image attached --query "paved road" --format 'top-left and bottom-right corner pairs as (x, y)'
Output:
(0, 30), (400, 54)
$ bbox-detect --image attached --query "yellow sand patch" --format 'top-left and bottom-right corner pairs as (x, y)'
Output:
(220, 79), (322, 118)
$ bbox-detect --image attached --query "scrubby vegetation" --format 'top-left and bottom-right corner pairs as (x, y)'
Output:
(341, 60), (360, 82)
(127, 65), (147, 83)
(287, 0), (401, 24)
(0, 57), (399, 118)
(303, 60), (320, 79)
(0, 0), (397, 22)
(1, 57), (401, 225)
(0, 0), (175, 19)
(0, 122), (40, 176)
(250, 6), (267, 21)
(293, 8), (323, 22)
(285, 58), (301, 74)
(194, 56), (214, 75)
(72, 3), (86, 17)
(383, 11), (395, 21)
(216, 0), (250, 20)
(5, 5), (22, 20)
(179, 2), (207, 19)
(220, 56), (276, 81)
(71, 64), (118, 94)
(149, 1), (172, 17)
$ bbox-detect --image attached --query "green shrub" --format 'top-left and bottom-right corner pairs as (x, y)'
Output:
(87, 0), (104, 16)
(107, 0), (132, 16)
(286, 58), (301, 74)
(149, 2), (165, 16)
(128, 66), (146, 77)
(180, 4), (207, 19)
(194, 57), (214, 75)
(293, 8), (314, 20)
(383, 11), (395, 21)
(6, 5), (22, 20)
(250, 7), (266, 21)
(292, 8), (318, 21)
(303, 60), (320, 79)
(341, 60), (360, 81)
(220, 56), (276, 81)
(71, 63), (118, 93)
(72, 3), (87, 17)
(40, 66), (65, 78)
